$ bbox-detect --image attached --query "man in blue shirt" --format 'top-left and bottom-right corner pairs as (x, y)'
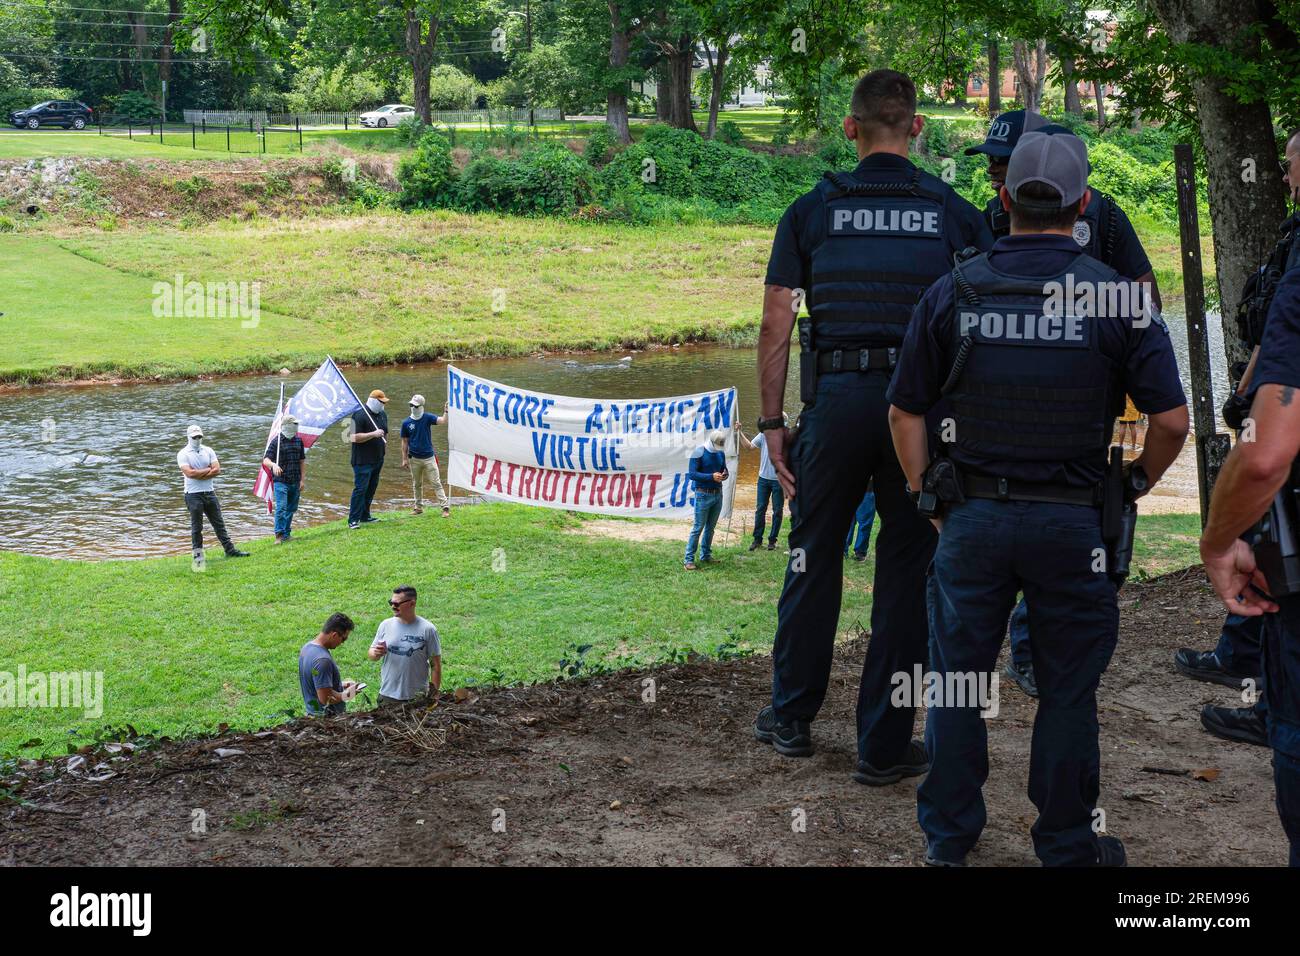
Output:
(298, 612), (357, 716)
(741, 419), (785, 550)
(400, 394), (451, 517)
(1198, 128), (1300, 866)
(753, 69), (992, 785)
(684, 429), (728, 570)
(889, 131), (1188, 865)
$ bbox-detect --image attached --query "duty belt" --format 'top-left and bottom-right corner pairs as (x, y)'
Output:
(816, 348), (897, 374)
(963, 474), (1102, 507)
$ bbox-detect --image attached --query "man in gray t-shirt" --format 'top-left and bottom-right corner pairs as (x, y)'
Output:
(368, 585), (442, 704)
(299, 613), (357, 716)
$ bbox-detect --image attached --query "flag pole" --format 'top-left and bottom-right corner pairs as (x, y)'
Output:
(274, 381), (285, 469)
(331, 354), (386, 444)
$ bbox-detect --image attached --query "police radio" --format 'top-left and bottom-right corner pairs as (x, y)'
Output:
(798, 314), (816, 405)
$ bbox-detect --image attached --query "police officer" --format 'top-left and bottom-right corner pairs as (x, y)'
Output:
(1194, 129), (1300, 754)
(889, 131), (1189, 865)
(970, 116), (1165, 698)
(1199, 125), (1300, 868)
(752, 69), (992, 785)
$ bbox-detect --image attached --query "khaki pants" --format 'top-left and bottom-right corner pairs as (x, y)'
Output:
(410, 455), (450, 510)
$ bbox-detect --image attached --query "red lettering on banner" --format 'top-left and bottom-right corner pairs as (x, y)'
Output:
(542, 471), (559, 502)
(560, 473), (574, 503)
(486, 460), (503, 493)
(470, 454), (487, 486)
(591, 474), (609, 506)
(625, 474), (644, 508)
(520, 466), (535, 498)
(505, 463), (519, 495)
(645, 474), (662, 507)
(608, 474), (627, 507)
(574, 474), (588, 504)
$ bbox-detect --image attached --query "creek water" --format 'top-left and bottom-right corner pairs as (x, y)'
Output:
(0, 311), (1226, 560)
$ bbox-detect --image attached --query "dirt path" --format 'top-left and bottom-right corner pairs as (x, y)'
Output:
(1, 570), (1282, 866)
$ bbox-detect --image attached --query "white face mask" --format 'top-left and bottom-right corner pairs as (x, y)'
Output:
(409, 405), (424, 420)
(367, 397), (385, 414)
(188, 436), (203, 450)
(282, 423), (299, 439)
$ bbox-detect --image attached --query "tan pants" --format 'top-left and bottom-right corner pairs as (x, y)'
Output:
(410, 456), (450, 509)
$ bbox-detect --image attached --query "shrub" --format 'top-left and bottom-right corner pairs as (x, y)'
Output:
(716, 120), (745, 147)
(109, 91), (160, 122)
(457, 144), (593, 216)
(397, 128), (456, 207)
(583, 123), (621, 166)
(693, 139), (773, 205)
(394, 116), (427, 148)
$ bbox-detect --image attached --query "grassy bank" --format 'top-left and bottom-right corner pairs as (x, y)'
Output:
(0, 214), (771, 384)
(0, 505), (1201, 756)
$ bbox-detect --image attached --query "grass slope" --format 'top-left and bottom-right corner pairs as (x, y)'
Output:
(0, 506), (1200, 756)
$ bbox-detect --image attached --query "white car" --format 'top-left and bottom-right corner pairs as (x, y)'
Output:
(359, 104), (416, 128)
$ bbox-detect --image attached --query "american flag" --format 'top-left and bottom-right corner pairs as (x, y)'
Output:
(254, 357), (364, 511)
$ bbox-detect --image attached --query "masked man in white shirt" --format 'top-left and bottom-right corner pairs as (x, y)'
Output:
(177, 424), (249, 559)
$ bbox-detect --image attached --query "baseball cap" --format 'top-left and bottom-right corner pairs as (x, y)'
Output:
(186, 424), (204, 439)
(965, 109), (1048, 158)
(369, 389), (389, 403)
(281, 414), (299, 425)
(1038, 123), (1094, 173)
(1005, 131), (1089, 209)
(409, 394), (426, 408)
(708, 429), (727, 452)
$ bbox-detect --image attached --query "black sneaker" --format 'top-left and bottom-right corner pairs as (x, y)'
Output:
(1004, 659), (1039, 699)
(1200, 704), (1268, 747)
(753, 705), (814, 757)
(361, 516), (380, 524)
(348, 522), (361, 530)
(748, 539), (761, 551)
(924, 848), (966, 867)
(1174, 648), (1254, 689)
(1092, 835), (1127, 867)
(225, 549), (250, 558)
(852, 552), (867, 562)
(766, 541), (776, 551)
(854, 738), (929, 786)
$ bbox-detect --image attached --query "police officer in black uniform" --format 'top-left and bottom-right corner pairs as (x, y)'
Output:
(1199, 126), (1300, 866)
(752, 69), (992, 784)
(969, 114), (1165, 699)
(889, 131), (1189, 865)
(1193, 132), (1300, 754)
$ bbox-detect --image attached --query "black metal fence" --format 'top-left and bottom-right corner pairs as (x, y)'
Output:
(98, 115), (304, 154)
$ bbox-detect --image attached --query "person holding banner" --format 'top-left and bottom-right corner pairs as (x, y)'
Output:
(348, 390), (390, 530)
(752, 69), (992, 783)
(684, 429), (729, 570)
(401, 394), (451, 517)
(262, 414), (307, 543)
(741, 420), (785, 551)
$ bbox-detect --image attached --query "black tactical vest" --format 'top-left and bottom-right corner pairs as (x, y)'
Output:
(985, 191), (1117, 262)
(807, 168), (955, 350)
(947, 251), (1124, 464)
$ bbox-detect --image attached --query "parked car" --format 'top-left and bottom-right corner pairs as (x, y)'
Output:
(10, 100), (95, 130)
(359, 104), (416, 128)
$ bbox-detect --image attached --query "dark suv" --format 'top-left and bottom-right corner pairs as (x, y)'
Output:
(10, 101), (95, 130)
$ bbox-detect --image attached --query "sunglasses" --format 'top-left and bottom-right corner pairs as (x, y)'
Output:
(389, 598), (412, 609)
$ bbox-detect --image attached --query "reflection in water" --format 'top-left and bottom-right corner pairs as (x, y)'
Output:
(0, 311), (1223, 560)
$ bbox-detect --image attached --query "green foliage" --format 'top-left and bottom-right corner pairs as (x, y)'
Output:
(283, 65), (384, 113)
(393, 115), (427, 148)
(109, 91), (160, 121)
(427, 65), (480, 111)
(397, 128), (456, 208)
(583, 123), (621, 166)
(457, 143), (594, 216)
(716, 120), (746, 146)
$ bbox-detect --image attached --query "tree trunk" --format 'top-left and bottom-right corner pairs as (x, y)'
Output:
(1149, 0), (1291, 371)
(1011, 39), (1047, 112)
(987, 40), (1001, 114)
(607, 4), (633, 143)
(704, 39), (729, 139)
(1060, 53), (1082, 114)
(662, 36), (697, 131)
(655, 62), (671, 121)
(1093, 80), (1106, 129)
(406, 12), (440, 124)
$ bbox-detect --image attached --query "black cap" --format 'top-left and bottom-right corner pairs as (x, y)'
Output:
(964, 109), (1048, 158)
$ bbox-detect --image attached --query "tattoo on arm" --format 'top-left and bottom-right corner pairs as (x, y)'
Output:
(1281, 386), (1295, 407)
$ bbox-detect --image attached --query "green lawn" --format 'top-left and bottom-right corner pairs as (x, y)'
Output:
(0, 504), (1200, 756)
(0, 130), (247, 161)
(0, 214), (772, 384)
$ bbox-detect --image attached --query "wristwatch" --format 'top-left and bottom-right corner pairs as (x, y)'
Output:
(756, 415), (785, 432)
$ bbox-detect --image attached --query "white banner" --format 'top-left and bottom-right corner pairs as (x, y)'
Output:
(446, 365), (738, 519)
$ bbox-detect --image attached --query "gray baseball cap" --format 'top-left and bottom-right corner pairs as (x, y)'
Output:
(1005, 131), (1089, 210)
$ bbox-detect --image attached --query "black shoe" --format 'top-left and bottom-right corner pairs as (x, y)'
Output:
(854, 738), (929, 786)
(225, 549), (250, 558)
(361, 516), (380, 524)
(348, 522), (361, 530)
(748, 539), (761, 551)
(1004, 659), (1039, 698)
(1092, 836), (1127, 867)
(1200, 704), (1268, 747)
(852, 551), (867, 562)
(924, 848), (966, 867)
(766, 541), (776, 551)
(753, 705), (814, 757)
(1174, 648), (1254, 689)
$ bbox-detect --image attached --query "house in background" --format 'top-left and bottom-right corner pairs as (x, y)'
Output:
(632, 42), (771, 109)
